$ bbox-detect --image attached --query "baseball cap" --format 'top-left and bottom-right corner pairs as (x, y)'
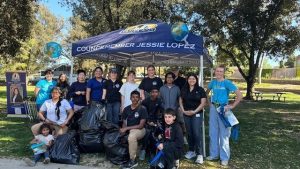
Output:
(109, 68), (118, 73)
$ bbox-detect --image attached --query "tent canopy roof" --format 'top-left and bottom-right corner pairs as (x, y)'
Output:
(72, 21), (212, 67)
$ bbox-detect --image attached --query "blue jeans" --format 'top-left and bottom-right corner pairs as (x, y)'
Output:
(184, 113), (203, 155)
(209, 105), (231, 161)
(106, 102), (121, 125)
(34, 151), (49, 163)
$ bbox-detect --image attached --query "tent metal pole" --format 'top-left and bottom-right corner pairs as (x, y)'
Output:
(199, 54), (206, 157)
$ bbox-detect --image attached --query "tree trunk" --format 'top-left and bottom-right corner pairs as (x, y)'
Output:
(258, 54), (265, 84)
(244, 76), (255, 100)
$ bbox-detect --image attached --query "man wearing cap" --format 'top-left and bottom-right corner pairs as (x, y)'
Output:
(102, 68), (123, 125)
(34, 69), (57, 111)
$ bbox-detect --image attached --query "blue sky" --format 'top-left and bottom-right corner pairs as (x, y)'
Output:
(41, 0), (72, 20)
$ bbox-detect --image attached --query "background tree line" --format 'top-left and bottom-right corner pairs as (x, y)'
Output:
(1, 0), (300, 99)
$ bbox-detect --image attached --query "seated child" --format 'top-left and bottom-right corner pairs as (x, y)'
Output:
(25, 123), (54, 166)
(156, 108), (184, 169)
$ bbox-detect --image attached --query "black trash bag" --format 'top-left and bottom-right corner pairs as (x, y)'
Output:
(68, 108), (85, 131)
(79, 129), (105, 153)
(50, 132), (80, 165)
(103, 129), (129, 165)
(100, 120), (119, 131)
(79, 103), (106, 131)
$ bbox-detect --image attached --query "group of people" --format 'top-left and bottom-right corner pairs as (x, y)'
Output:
(27, 65), (242, 169)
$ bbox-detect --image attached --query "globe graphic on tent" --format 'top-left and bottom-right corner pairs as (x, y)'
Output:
(44, 42), (62, 59)
(171, 22), (189, 42)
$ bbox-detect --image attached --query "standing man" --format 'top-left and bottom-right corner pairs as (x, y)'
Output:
(159, 72), (185, 135)
(121, 91), (147, 169)
(206, 65), (242, 166)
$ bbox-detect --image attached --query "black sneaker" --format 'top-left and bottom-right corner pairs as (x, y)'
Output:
(121, 159), (138, 169)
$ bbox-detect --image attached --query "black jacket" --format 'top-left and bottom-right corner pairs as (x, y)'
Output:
(163, 122), (184, 151)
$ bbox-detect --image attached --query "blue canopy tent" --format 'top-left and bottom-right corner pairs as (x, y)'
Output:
(71, 21), (212, 156)
(72, 21), (212, 83)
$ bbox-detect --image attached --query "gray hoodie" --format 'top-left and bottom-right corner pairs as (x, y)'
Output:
(159, 84), (181, 110)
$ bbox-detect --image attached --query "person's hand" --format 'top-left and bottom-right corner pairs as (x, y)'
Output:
(148, 122), (156, 126)
(224, 105), (234, 112)
(44, 119), (53, 125)
(32, 139), (39, 144)
(81, 91), (86, 95)
(60, 121), (68, 128)
(157, 143), (163, 150)
(120, 127), (127, 133)
(183, 110), (194, 116)
(75, 91), (81, 95)
(100, 99), (106, 105)
(121, 106), (124, 113)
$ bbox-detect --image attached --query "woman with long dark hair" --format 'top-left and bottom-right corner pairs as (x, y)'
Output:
(56, 73), (69, 99)
(179, 74), (207, 164)
(11, 87), (23, 103)
(31, 87), (74, 137)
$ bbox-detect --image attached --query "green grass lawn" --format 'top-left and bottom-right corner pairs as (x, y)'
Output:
(0, 85), (299, 168)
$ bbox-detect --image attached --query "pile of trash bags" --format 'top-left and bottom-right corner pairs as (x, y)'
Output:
(78, 103), (106, 153)
(48, 103), (130, 165)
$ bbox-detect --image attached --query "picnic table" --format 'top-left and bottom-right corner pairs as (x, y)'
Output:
(254, 91), (263, 101)
(273, 92), (286, 102)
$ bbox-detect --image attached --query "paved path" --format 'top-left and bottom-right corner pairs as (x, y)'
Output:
(0, 158), (110, 169)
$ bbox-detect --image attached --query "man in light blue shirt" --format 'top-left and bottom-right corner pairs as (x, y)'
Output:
(34, 69), (57, 111)
(206, 65), (242, 166)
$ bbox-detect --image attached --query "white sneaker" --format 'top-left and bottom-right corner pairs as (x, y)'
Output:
(24, 158), (35, 167)
(221, 160), (229, 166)
(184, 151), (196, 159)
(195, 155), (203, 164)
(175, 159), (180, 168)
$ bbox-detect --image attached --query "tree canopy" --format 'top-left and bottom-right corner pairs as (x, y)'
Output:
(63, 0), (190, 79)
(0, 0), (35, 59)
(192, 0), (300, 99)
(1, 4), (64, 74)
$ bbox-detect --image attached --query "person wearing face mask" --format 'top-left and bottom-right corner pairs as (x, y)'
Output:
(34, 69), (57, 111)
(67, 69), (87, 111)
(206, 65), (242, 166)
